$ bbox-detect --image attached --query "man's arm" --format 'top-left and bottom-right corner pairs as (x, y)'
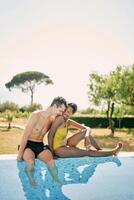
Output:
(17, 112), (37, 160)
(48, 116), (64, 154)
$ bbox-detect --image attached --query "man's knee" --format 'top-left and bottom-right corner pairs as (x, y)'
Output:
(43, 150), (53, 164)
(26, 159), (35, 166)
(47, 153), (53, 162)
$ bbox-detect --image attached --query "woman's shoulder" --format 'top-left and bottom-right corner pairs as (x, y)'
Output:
(55, 115), (65, 122)
(49, 115), (65, 124)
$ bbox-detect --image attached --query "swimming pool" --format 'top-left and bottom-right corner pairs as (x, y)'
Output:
(0, 154), (134, 200)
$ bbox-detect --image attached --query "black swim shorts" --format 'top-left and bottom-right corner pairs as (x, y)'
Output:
(25, 140), (50, 158)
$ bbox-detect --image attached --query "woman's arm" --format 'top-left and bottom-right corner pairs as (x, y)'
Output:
(67, 119), (87, 130)
(48, 116), (64, 154)
(67, 119), (91, 136)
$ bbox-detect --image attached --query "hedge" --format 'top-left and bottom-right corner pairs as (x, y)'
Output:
(72, 117), (134, 128)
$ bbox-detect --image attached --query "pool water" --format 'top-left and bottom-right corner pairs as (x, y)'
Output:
(0, 156), (134, 200)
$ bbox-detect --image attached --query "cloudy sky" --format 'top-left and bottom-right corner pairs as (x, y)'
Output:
(0, 0), (134, 109)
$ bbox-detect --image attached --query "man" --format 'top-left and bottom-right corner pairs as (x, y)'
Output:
(17, 96), (67, 186)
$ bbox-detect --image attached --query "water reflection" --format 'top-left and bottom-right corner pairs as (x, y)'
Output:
(17, 156), (121, 200)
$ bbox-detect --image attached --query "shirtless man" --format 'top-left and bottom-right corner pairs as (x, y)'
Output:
(17, 96), (67, 186)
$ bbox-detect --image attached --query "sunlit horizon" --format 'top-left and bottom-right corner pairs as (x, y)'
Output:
(0, 0), (134, 109)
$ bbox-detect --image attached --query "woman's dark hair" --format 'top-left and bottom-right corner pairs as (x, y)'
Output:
(68, 103), (77, 114)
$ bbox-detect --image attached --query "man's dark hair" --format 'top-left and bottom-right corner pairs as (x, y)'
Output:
(51, 96), (67, 108)
(68, 103), (77, 114)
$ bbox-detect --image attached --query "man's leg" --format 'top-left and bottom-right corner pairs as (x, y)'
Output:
(23, 148), (36, 186)
(38, 150), (61, 184)
(55, 142), (123, 158)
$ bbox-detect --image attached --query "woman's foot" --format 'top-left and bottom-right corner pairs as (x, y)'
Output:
(113, 142), (123, 156)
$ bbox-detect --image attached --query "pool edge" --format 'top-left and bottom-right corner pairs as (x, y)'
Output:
(0, 152), (134, 160)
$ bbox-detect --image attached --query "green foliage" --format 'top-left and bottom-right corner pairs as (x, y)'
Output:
(4, 110), (14, 129)
(112, 65), (134, 106)
(5, 113), (13, 122)
(20, 103), (43, 113)
(72, 116), (134, 128)
(88, 64), (134, 136)
(5, 71), (53, 105)
(88, 71), (117, 135)
(88, 64), (134, 109)
(14, 111), (30, 118)
(80, 107), (101, 115)
(0, 101), (19, 112)
(72, 116), (108, 128)
(114, 104), (134, 117)
(88, 72), (117, 106)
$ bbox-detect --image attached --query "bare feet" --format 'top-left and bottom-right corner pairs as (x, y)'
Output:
(113, 142), (123, 156)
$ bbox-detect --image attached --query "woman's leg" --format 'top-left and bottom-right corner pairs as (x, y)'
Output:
(54, 142), (122, 158)
(86, 134), (102, 150)
(67, 130), (86, 147)
(67, 129), (101, 150)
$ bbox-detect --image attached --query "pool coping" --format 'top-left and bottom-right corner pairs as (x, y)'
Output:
(0, 152), (134, 160)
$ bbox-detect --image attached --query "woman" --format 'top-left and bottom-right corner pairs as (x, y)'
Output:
(48, 103), (122, 158)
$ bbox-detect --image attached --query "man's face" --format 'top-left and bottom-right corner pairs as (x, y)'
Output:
(63, 106), (73, 120)
(54, 104), (66, 116)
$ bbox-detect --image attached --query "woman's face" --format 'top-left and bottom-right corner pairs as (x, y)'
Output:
(63, 106), (73, 119)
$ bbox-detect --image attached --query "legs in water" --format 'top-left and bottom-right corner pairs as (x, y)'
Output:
(54, 142), (123, 158)
(38, 150), (62, 185)
(23, 149), (37, 186)
(23, 148), (61, 186)
(47, 161), (62, 185)
(25, 163), (36, 186)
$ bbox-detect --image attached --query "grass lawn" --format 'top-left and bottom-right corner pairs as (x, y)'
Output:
(0, 118), (134, 154)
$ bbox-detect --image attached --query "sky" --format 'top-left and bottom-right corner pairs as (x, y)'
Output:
(0, 0), (134, 110)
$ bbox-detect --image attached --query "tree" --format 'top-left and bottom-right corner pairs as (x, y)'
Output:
(4, 111), (13, 129)
(88, 64), (134, 136)
(112, 65), (134, 107)
(5, 71), (53, 105)
(88, 72), (117, 136)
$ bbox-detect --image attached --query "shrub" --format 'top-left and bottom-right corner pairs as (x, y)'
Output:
(0, 101), (19, 112)
(72, 116), (134, 128)
(4, 110), (14, 129)
(20, 103), (43, 113)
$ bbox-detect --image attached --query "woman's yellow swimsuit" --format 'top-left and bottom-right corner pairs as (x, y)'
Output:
(53, 125), (68, 150)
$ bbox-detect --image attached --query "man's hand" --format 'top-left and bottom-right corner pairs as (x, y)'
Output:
(17, 154), (23, 161)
